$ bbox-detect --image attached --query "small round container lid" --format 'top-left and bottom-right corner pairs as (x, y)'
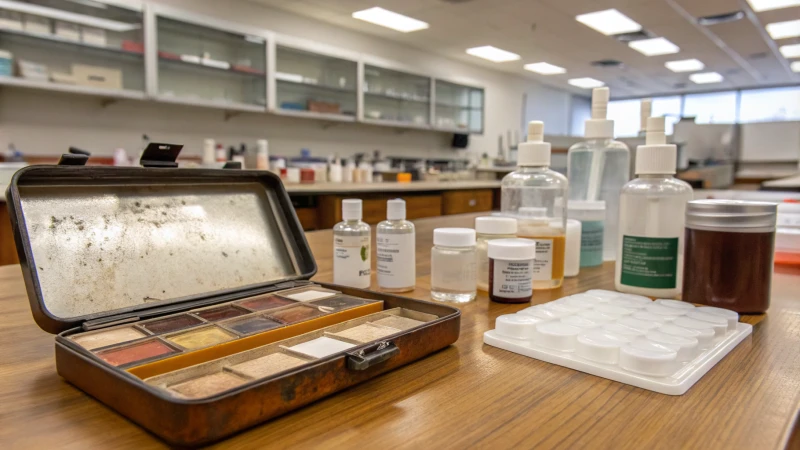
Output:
(488, 238), (536, 260)
(433, 228), (476, 247)
(475, 216), (517, 234)
(686, 199), (777, 231)
(568, 200), (606, 211)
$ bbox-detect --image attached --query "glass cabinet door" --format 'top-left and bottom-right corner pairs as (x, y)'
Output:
(363, 65), (430, 126)
(0, 0), (144, 95)
(275, 45), (357, 118)
(156, 16), (266, 109)
(434, 80), (484, 133)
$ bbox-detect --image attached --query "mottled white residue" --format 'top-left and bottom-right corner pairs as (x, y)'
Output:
(20, 183), (296, 319)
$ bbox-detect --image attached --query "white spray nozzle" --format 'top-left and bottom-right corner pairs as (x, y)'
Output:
(646, 116), (666, 145)
(527, 121), (544, 142)
(591, 87), (610, 119)
(640, 99), (652, 132)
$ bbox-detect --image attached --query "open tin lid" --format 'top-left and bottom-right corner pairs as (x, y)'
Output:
(6, 146), (316, 333)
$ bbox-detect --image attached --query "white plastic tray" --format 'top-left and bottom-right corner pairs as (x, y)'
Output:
(483, 290), (752, 395)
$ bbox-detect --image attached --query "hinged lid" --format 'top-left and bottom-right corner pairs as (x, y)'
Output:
(7, 164), (316, 333)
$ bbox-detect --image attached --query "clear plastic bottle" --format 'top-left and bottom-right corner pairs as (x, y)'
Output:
(333, 199), (371, 289)
(377, 199), (415, 292)
(502, 121), (568, 290)
(430, 228), (477, 303)
(567, 87), (630, 262)
(475, 216), (517, 292)
(615, 117), (693, 298)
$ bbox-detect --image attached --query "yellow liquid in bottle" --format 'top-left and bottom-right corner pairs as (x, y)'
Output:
(518, 220), (566, 290)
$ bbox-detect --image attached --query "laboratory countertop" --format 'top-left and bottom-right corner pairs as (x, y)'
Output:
(1, 212), (799, 449)
(283, 180), (502, 194)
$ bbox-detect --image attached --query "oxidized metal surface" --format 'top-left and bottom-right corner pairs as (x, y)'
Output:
(21, 182), (296, 319)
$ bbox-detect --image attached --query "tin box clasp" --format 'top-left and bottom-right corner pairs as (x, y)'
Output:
(346, 341), (399, 371)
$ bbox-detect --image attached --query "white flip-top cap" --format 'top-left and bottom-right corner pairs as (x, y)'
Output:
(517, 121), (551, 166)
(488, 238), (536, 260)
(387, 198), (406, 220)
(635, 116), (676, 175)
(342, 199), (362, 221)
(434, 228), (476, 247)
(585, 87), (614, 139)
(475, 216), (517, 234)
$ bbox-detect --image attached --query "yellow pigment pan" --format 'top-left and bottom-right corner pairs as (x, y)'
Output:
(128, 301), (383, 379)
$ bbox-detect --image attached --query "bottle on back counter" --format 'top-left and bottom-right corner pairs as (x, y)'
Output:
(333, 199), (371, 289)
(501, 121), (568, 290)
(256, 139), (269, 170)
(567, 87), (630, 262)
(615, 116), (693, 298)
(377, 199), (416, 292)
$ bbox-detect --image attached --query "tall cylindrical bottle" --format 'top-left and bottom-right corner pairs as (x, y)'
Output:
(501, 121), (568, 290)
(567, 87), (630, 261)
(615, 117), (693, 298)
(377, 199), (415, 292)
(333, 199), (371, 288)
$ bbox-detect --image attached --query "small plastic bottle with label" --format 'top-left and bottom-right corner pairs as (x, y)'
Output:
(377, 199), (415, 292)
(567, 200), (606, 268)
(333, 199), (371, 289)
(475, 216), (518, 292)
(615, 117), (693, 298)
(502, 121), (568, 290)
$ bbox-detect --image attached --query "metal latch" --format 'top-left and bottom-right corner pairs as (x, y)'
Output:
(347, 341), (399, 370)
(57, 147), (91, 166)
(139, 143), (183, 168)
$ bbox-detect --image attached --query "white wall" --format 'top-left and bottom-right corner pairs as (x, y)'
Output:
(0, 0), (579, 160)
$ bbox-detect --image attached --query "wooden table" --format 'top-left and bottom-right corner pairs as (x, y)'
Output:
(1, 213), (799, 449)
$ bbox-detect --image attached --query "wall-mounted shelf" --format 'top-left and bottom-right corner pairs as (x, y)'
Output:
(0, 2), (485, 134)
(0, 76), (146, 100)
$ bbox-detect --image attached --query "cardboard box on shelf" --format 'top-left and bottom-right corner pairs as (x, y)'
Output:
(81, 26), (106, 46)
(54, 21), (80, 42)
(50, 71), (77, 85)
(308, 100), (341, 114)
(17, 60), (48, 82)
(23, 15), (50, 35)
(72, 64), (122, 89)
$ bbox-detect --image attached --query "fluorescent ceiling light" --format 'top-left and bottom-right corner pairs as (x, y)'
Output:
(792, 61), (800, 72)
(352, 7), (429, 33)
(575, 9), (642, 35)
(629, 37), (680, 56)
(465, 46), (520, 63)
(780, 43), (800, 58)
(665, 58), (705, 72)
(568, 77), (605, 89)
(524, 62), (566, 75)
(690, 72), (724, 84)
(0, 0), (138, 32)
(746, 0), (800, 12)
(766, 19), (800, 40)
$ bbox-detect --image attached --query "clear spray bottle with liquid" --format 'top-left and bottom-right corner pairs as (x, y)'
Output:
(567, 87), (630, 261)
(615, 117), (693, 298)
(501, 121), (568, 290)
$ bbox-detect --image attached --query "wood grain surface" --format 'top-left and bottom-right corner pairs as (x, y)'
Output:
(1, 212), (799, 449)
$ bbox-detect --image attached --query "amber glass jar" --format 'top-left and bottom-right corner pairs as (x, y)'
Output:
(682, 200), (777, 313)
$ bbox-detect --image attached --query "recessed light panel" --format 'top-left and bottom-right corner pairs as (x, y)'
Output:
(665, 59), (705, 72)
(465, 46), (521, 63)
(575, 9), (642, 35)
(352, 7), (429, 33)
(766, 19), (800, 40)
(690, 72), (724, 84)
(746, 0), (800, 12)
(780, 43), (800, 58)
(629, 37), (680, 56)
(568, 77), (605, 89)
(792, 61), (800, 72)
(524, 62), (566, 75)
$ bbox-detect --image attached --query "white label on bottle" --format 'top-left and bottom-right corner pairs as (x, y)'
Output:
(492, 259), (533, 298)
(533, 238), (553, 281)
(376, 233), (415, 289)
(333, 235), (370, 288)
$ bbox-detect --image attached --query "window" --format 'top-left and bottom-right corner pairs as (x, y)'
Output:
(738, 87), (800, 123)
(607, 99), (640, 137)
(682, 91), (738, 124)
(651, 96), (682, 135)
